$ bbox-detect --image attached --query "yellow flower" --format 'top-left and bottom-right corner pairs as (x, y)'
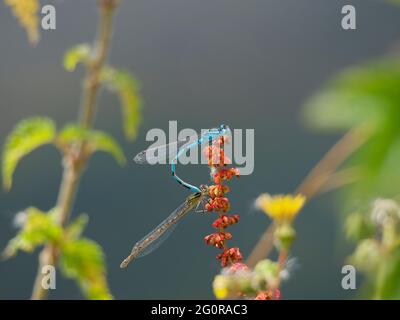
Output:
(5, 0), (40, 44)
(213, 275), (230, 299)
(256, 193), (306, 223)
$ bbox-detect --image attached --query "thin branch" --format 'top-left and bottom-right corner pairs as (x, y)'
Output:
(80, 0), (116, 129)
(245, 223), (275, 269)
(295, 124), (371, 198)
(317, 166), (362, 195)
(245, 124), (372, 268)
(31, 0), (118, 300)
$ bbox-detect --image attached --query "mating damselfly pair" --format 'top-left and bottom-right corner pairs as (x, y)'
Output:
(120, 125), (230, 268)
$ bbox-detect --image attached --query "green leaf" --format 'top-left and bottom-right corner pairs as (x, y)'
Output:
(65, 214), (89, 240)
(58, 124), (126, 166)
(345, 212), (375, 242)
(348, 239), (380, 273)
(57, 124), (87, 146)
(3, 207), (62, 258)
(102, 67), (142, 141)
(60, 238), (112, 300)
(302, 57), (400, 205)
(306, 56), (400, 299)
(303, 58), (400, 132)
(88, 131), (126, 165)
(63, 44), (91, 71)
(303, 91), (384, 131)
(375, 247), (400, 299)
(2, 117), (56, 190)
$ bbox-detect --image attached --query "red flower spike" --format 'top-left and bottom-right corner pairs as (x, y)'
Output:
(212, 214), (240, 229)
(203, 132), (243, 269)
(205, 203), (213, 212)
(213, 174), (222, 185)
(216, 247), (243, 267)
(204, 232), (232, 248)
(207, 198), (230, 212)
(208, 185), (228, 198)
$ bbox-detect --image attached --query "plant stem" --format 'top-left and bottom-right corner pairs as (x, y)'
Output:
(275, 248), (287, 289)
(246, 124), (372, 268)
(30, 0), (118, 300)
(295, 124), (371, 199)
(245, 222), (276, 269)
(80, 0), (116, 128)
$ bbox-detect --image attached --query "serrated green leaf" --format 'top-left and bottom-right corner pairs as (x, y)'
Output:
(102, 67), (142, 141)
(2, 117), (56, 190)
(58, 124), (126, 166)
(60, 238), (112, 300)
(63, 44), (91, 71)
(3, 207), (62, 258)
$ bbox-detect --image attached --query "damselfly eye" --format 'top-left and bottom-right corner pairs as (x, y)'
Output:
(219, 124), (231, 135)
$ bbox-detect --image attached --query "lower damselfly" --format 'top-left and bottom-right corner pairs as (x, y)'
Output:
(120, 185), (208, 268)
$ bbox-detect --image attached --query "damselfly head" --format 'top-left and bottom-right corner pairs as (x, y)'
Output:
(199, 184), (209, 195)
(219, 124), (229, 134)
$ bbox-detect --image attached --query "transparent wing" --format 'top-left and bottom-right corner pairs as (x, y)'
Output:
(136, 220), (179, 258)
(135, 198), (196, 257)
(120, 196), (199, 268)
(133, 138), (192, 165)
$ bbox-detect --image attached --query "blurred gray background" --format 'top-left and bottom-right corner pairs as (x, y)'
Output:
(0, 0), (399, 299)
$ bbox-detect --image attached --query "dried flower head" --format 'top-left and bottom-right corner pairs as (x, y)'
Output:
(216, 247), (243, 267)
(203, 134), (242, 268)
